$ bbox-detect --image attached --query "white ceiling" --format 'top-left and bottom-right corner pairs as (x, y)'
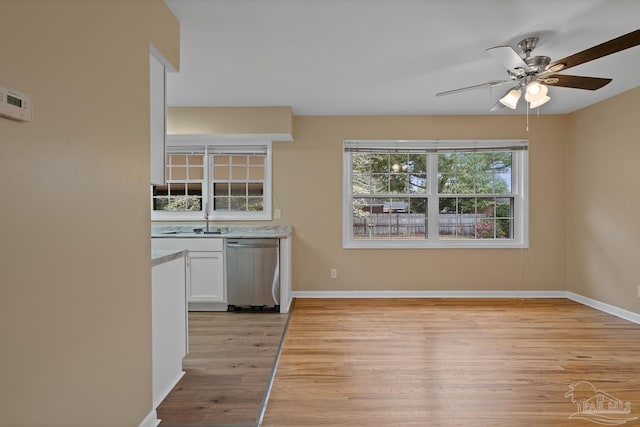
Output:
(164, 0), (640, 115)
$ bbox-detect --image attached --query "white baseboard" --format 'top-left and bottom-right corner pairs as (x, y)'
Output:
(291, 290), (640, 325)
(291, 290), (566, 298)
(567, 292), (640, 325)
(153, 371), (185, 409)
(138, 410), (159, 427)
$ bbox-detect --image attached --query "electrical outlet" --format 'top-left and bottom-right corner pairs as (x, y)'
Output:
(637, 285), (640, 298)
(330, 268), (338, 279)
(274, 209), (281, 219)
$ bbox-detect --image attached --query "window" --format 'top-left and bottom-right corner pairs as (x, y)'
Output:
(152, 153), (204, 212)
(152, 142), (272, 221)
(343, 140), (528, 248)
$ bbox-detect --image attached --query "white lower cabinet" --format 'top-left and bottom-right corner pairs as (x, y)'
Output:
(151, 255), (187, 408)
(187, 251), (225, 304)
(152, 238), (226, 311)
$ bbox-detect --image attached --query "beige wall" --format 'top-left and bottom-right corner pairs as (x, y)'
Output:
(168, 106), (293, 137)
(566, 86), (640, 314)
(0, 1), (178, 426)
(165, 110), (568, 293)
(274, 115), (568, 292)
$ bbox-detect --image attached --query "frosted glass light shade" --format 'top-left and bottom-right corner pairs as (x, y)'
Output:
(499, 89), (521, 109)
(529, 95), (550, 108)
(525, 81), (548, 102)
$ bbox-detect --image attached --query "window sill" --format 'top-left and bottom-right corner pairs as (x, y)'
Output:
(152, 212), (272, 222)
(343, 239), (528, 249)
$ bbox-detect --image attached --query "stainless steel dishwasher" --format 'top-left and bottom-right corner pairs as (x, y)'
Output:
(225, 238), (280, 310)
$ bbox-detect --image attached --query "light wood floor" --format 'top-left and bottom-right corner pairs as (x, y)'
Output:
(262, 298), (640, 427)
(157, 310), (288, 426)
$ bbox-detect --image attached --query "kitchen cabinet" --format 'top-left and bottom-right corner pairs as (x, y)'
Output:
(150, 52), (166, 185)
(151, 251), (187, 409)
(188, 251), (224, 304)
(152, 238), (226, 311)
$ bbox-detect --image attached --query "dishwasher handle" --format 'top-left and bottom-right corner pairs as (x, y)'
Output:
(226, 241), (279, 249)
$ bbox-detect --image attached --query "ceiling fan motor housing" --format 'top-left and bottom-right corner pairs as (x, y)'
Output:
(525, 55), (550, 72)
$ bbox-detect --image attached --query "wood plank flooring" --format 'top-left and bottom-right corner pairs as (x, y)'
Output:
(157, 310), (288, 426)
(262, 298), (640, 427)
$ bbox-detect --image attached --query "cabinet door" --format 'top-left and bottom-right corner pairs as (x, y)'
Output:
(188, 251), (225, 303)
(150, 53), (166, 185)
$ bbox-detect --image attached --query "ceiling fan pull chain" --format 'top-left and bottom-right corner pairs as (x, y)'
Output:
(526, 102), (529, 132)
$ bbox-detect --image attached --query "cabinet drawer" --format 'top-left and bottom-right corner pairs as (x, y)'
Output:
(152, 237), (224, 252)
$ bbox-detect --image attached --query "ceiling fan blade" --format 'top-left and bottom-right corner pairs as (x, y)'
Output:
(539, 74), (612, 90)
(546, 29), (640, 73)
(436, 80), (511, 97)
(485, 45), (529, 73)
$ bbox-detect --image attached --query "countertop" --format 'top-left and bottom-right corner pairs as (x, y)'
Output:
(151, 249), (188, 267)
(151, 225), (292, 239)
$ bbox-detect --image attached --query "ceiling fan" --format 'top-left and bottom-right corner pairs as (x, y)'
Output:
(436, 29), (640, 111)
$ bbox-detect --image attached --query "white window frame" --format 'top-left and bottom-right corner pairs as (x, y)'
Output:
(342, 140), (529, 249)
(152, 138), (272, 221)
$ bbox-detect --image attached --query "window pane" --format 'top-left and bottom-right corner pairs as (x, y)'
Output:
(369, 154), (389, 173)
(438, 152), (513, 195)
(171, 166), (187, 180)
(214, 155), (230, 165)
(473, 174), (493, 193)
(186, 183), (202, 195)
(352, 153), (372, 174)
(459, 198), (475, 214)
(230, 183), (246, 196)
(249, 156), (264, 166)
(153, 197), (169, 211)
(188, 166), (204, 180)
(213, 183), (229, 196)
(438, 174), (457, 194)
(408, 154), (427, 174)
(248, 183), (263, 196)
(166, 195), (201, 212)
(153, 185), (168, 197)
(351, 197), (427, 240)
(352, 173), (370, 194)
(389, 174), (408, 194)
(439, 197), (477, 239)
(214, 197), (229, 210)
(229, 197), (247, 211)
(496, 218), (513, 239)
(371, 174), (389, 193)
(247, 197), (263, 211)
(187, 155), (203, 165)
(475, 219), (496, 239)
(496, 197), (513, 218)
(167, 182), (186, 195)
(214, 166), (229, 180)
(231, 166), (247, 180)
(248, 166), (264, 180)
(170, 154), (186, 165)
(231, 156), (247, 165)
(477, 197), (495, 217)
(409, 174), (427, 194)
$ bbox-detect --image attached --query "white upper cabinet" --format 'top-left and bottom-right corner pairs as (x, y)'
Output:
(150, 52), (166, 185)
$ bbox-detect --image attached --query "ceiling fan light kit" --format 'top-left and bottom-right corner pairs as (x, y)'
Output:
(436, 29), (640, 114)
(529, 95), (550, 109)
(499, 88), (522, 109)
(524, 81), (548, 102)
